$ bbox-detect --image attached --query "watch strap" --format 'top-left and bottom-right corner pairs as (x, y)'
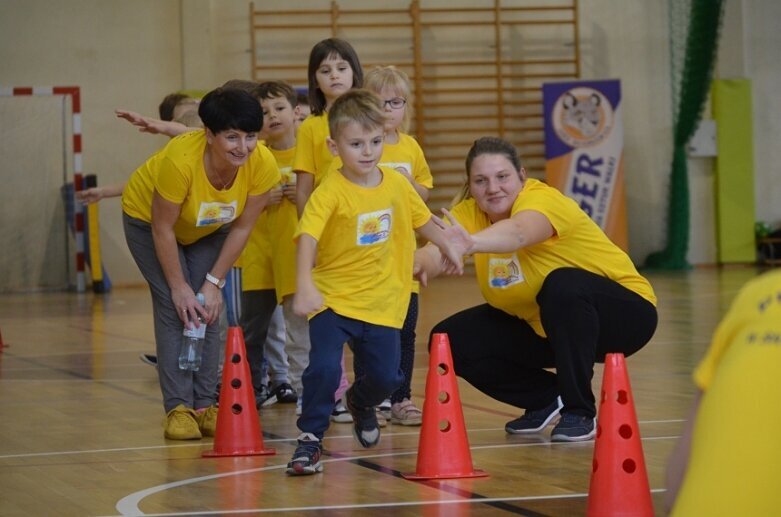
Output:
(205, 272), (225, 289)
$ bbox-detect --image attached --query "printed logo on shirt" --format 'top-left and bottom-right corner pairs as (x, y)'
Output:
(488, 255), (524, 288)
(196, 201), (238, 227)
(356, 208), (392, 245)
(379, 162), (412, 177)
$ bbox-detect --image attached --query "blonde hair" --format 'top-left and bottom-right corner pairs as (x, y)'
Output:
(363, 66), (412, 133)
(328, 89), (386, 140)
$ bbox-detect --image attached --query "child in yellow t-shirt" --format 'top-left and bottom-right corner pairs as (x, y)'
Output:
(292, 38), (365, 421)
(285, 89), (463, 476)
(357, 65), (434, 425)
(666, 269), (781, 515)
(239, 81), (306, 409)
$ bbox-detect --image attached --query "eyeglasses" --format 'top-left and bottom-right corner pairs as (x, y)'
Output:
(383, 97), (407, 109)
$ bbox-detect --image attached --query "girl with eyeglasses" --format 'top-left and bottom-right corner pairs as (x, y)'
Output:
(354, 65), (434, 426)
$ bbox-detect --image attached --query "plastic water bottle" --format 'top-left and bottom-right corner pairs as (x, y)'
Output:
(179, 293), (206, 371)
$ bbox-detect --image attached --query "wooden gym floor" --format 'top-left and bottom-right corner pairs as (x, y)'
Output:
(0, 266), (767, 516)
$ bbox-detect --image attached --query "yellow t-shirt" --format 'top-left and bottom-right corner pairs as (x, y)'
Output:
(240, 145), (296, 291)
(378, 132), (434, 295)
(122, 130), (280, 245)
(295, 166), (431, 328)
(291, 113), (341, 186)
(377, 133), (434, 189)
(449, 178), (655, 337)
(267, 146), (299, 301)
(672, 270), (781, 516)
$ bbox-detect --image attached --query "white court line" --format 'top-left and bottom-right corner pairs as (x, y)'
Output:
(0, 421), (684, 460)
(107, 489), (668, 516)
(107, 441), (673, 517)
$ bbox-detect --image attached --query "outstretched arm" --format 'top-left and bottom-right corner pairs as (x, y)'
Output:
(76, 183), (126, 205)
(115, 109), (192, 137)
(441, 208), (554, 255)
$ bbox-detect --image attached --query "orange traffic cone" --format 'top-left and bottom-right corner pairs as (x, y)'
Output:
(203, 327), (275, 457)
(403, 333), (488, 480)
(586, 353), (653, 516)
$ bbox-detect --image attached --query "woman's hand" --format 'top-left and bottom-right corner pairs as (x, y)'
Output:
(440, 208), (476, 257)
(171, 284), (204, 330)
(196, 282), (223, 325)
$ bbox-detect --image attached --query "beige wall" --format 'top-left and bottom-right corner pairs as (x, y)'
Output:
(0, 0), (777, 288)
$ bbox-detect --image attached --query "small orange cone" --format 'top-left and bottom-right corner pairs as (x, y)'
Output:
(203, 327), (275, 457)
(586, 353), (653, 516)
(403, 333), (488, 480)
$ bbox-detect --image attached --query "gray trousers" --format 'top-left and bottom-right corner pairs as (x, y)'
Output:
(263, 305), (290, 387)
(282, 295), (311, 395)
(123, 213), (227, 413)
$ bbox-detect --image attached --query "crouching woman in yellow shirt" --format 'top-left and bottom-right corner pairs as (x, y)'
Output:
(415, 136), (657, 442)
(121, 87), (280, 440)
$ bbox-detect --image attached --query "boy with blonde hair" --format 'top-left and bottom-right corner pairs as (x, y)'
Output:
(286, 89), (463, 475)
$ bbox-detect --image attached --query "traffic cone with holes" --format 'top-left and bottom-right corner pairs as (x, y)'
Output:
(402, 333), (488, 480)
(586, 353), (653, 516)
(203, 327), (275, 457)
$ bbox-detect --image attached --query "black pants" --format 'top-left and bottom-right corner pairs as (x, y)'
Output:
(430, 268), (657, 418)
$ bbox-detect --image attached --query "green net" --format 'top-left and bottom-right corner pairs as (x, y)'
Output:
(644, 0), (725, 269)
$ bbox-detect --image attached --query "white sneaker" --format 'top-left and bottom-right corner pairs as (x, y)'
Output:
(377, 398), (392, 420)
(330, 398), (353, 423)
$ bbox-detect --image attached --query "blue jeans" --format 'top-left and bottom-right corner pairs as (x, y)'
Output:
(297, 309), (403, 439)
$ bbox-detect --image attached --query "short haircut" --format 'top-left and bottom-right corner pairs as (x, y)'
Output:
(221, 79), (259, 93)
(307, 38), (363, 116)
(328, 89), (385, 140)
(364, 66), (412, 133)
(158, 93), (191, 121)
(255, 80), (298, 106)
(296, 91), (310, 109)
(198, 87), (263, 134)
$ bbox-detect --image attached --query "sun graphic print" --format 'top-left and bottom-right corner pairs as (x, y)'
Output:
(356, 208), (392, 245)
(488, 255), (524, 288)
(196, 201), (238, 227)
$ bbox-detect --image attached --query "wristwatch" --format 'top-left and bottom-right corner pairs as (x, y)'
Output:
(205, 272), (226, 289)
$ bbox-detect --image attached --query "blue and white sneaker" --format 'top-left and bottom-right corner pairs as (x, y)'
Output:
(344, 387), (380, 448)
(551, 413), (597, 442)
(505, 396), (563, 434)
(286, 433), (323, 475)
(330, 398), (353, 423)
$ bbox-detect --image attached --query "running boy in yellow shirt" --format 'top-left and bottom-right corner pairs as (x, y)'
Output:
(286, 89), (463, 475)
